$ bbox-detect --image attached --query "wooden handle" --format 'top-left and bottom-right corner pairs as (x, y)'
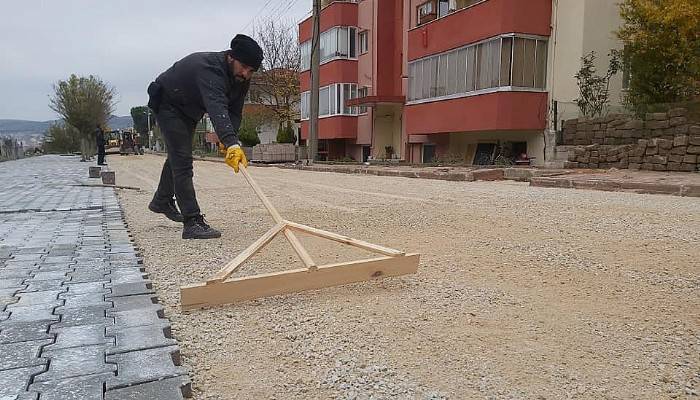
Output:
(238, 165), (316, 270)
(239, 165), (283, 223)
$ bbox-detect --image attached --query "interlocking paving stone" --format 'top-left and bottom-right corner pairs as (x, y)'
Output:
(29, 372), (113, 400)
(108, 306), (165, 328)
(0, 320), (54, 344)
(67, 270), (109, 283)
(46, 324), (113, 350)
(0, 268), (34, 279)
(46, 249), (76, 257)
(13, 247), (47, 254)
(0, 156), (189, 398)
(35, 344), (117, 382)
(106, 322), (176, 354)
(110, 294), (159, 312)
(42, 256), (74, 264)
(10, 254), (44, 262)
(29, 271), (68, 281)
(11, 290), (65, 307)
(0, 278), (25, 289)
(59, 292), (110, 309)
(52, 305), (113, 329)
(0, 339), (51, 370)
(5, 261), (39, 268)
(5, 305), (60, 322)
(36, 263), (75, 272)
(0, 365), (45, 399)
(105, 346), (187, 390)
(20, 280), (66, 292)
(63, 281), (108, 294)
(105, 375), (192, 400)
(106, 282), (155, 298)
(108, 268), (148, 284)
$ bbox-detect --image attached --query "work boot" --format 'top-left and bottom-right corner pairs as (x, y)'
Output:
(148, 199), (184, 222)
(182, 215), (221, 239)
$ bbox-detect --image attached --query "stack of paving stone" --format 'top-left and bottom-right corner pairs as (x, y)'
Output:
(0, 156), (191, 399)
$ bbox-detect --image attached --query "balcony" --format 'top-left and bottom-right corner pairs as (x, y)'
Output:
(405, 91), (548, 135)
(299, 1), (358, 43)
(408, 0), (552, 61)
(300, 117), (358, 140)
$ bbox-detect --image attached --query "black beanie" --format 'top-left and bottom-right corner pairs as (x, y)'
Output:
(230, 34), (264, 71)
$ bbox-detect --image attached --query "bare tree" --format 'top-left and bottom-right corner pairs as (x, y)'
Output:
(252, 19), (301, 129)
(50, 74), (117, 160)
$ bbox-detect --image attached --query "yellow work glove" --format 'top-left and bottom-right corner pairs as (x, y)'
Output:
(224, 145), (248, 173)
(217, 142), (226, 155)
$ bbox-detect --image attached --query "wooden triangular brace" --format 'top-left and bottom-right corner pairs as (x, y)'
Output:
(180, 166), (420, 310)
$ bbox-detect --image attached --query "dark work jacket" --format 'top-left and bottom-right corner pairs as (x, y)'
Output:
(153, 51), (248, 148)
(95, 128), (105, 147)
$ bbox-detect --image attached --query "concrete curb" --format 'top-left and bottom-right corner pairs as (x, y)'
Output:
(174, 152), (700, 198)
(530, 176), (700, 197)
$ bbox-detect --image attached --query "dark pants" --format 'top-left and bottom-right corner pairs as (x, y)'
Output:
(152, 102), (201, 218)
(97, 145), (106, 165)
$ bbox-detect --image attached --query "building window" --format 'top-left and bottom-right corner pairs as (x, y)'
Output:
(407, 34), (548, 103)
(359, 30), (369, 54)
(300, 83), (361, 120)
(417, 1), (436, 26)
(300, 92), (310, 119)
(300, 41), (311, 70)
(357, 86), (368, 114)
(437, 0), (458, 18)
(300, 26), (358, 71)
(416, 1), (492, 27)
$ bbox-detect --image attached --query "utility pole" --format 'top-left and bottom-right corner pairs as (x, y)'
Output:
(309, 0), (321, 163)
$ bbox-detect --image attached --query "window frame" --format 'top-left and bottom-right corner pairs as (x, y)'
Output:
(299, 26), (360, 72)
(358, 30), (369, 55)
(299, 82), (362, 120)
(406, 33), (549, 105)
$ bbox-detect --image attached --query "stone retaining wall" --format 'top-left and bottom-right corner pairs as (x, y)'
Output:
(562, 108), (699, 146)
(565, 135), (700, 172)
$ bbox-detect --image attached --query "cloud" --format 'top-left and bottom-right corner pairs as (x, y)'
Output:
(0, 0), (310, 120)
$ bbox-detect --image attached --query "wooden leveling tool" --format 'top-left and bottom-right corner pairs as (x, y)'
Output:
(180, 165), (420, 310)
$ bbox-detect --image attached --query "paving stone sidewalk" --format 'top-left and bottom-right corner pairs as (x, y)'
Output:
(0, 155), (191, 399)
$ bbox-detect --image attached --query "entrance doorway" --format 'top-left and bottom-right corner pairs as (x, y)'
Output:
(362, 146), (371, 162)
(422, 144), (436, 163)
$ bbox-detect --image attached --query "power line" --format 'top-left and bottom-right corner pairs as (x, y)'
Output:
(273, 0), (303, 22)
(241, 0), (277, 33)
(261, 0), (291, 23)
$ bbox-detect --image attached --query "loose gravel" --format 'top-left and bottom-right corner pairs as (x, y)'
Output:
(109, 154), (699, 399)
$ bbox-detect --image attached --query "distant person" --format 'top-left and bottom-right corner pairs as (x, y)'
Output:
(133, 133), (142, 155)
(146, 34), (263, 239)
(95, 125), (107, 165)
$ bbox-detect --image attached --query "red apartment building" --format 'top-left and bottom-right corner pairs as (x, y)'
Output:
(298, 0), (624, 164)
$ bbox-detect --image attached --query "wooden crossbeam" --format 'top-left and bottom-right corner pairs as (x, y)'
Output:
(284, 220), (404, 257)
(207, 222), (286, 284)
(181, 254), (419, 310)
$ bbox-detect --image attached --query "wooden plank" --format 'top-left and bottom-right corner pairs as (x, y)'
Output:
(207, 222), (286, 284)
(181, 253), (420, 310)
(284, 221), (404, 256)
(283, 228), (317, 269)
(238, 166), (311, 268)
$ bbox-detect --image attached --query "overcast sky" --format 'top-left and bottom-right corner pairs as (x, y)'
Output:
(0, 0), (311, 121)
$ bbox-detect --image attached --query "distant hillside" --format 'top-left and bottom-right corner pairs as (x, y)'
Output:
(0, 115), (133, 139)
